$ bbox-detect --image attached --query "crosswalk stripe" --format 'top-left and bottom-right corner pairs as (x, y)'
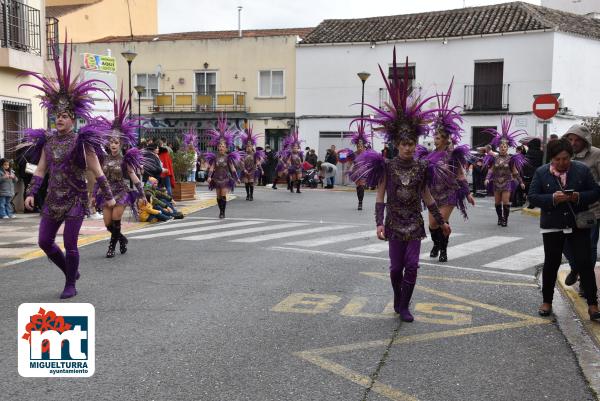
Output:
(419, 236), (521, 260)
(482, 245), (545, 271)
(285, 230), (375, 247)
(348, 237), (432, 255)
(133, 219), (218, 234)
(230, 225), (353, 243)
(179, 222), (307, 241)
(130, 221), (262, 239)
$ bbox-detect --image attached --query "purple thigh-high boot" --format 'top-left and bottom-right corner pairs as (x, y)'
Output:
(60, 218), (84, 299)
(388, 239), (405, 313)
(38, 216), (81, 282)
(398, 239), (422, 322)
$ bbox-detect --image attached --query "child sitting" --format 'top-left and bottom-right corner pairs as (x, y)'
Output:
(138, 194), (172, 222)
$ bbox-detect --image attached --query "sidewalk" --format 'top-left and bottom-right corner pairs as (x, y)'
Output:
(0, 190), (224, 267)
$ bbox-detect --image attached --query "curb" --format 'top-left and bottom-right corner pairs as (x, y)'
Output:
(521, 207), (541, 217)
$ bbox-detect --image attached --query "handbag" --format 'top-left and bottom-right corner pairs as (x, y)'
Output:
(555, 177), (597, 229)
(25, 162), (37, 175)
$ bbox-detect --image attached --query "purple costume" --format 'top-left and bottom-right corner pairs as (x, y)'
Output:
(282, 129), (304, 193)
(21, 36), (111, 299)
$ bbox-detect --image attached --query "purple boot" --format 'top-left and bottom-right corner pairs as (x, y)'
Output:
(60, 250), (79, 299)
(48, 247), (80, 280)
(390, 270), (403, 314)
(398, 281), (416, 322)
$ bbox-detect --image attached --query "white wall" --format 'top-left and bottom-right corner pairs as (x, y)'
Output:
(542, 0), (600, 14)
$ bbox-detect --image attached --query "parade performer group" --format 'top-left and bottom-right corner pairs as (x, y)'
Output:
(21, 39), (115, 299)
(484, 117), (527, 227)
(351, 49), (451, 322)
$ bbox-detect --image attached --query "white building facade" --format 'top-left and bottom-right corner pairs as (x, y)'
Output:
(296, 2), (600, 171)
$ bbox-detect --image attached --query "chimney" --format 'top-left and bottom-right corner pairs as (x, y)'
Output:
(238, 6), (243, 38)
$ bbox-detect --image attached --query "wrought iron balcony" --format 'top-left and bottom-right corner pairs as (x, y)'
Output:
(0, 0), (41, 56)
(464, 84), (510, 112)
(149, 91), (248, 113)
(46, 16), (58, 60)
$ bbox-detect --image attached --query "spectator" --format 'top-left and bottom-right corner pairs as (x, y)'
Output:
(0, 158), (17, 218)
(186, 143), (198, 183)
(264, 145), (278, 187)
(145, 178), (183, 219)
(471, 148), (487, 197)
(546, 134), (560, 163)
(158, 145), (175, 196)
(305, 149), (318, 168)
(523, 138), (544, 207)
(319, 161), (337, 189)
(197, 154), (209, 182)
(138, 194), (172, 222)
(528, 138), (600, 319)
(561, 124), (600, 290)
(324, 145), (338, 188)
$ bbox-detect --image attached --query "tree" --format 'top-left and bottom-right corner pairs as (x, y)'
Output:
(583, 116), (600, 148)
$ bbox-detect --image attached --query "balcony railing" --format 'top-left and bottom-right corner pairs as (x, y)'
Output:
(0, 0), (41, 56)
(464, 84), (510, 112)
(45, 16), (58, 60)
(149, 91), (248, 113)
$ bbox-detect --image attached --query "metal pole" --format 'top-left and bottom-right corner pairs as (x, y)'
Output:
(542, 121), (548, 163)
(127, 60), (133, 118)
(138, 95), (142, 144)
(360, 80), (365, 119)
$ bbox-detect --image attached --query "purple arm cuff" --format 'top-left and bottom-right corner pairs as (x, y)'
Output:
(427, 202), (445, 227)
(375, 202), (385, 226)
(26, 175), (43, 198)
(96, 176), (114, 201)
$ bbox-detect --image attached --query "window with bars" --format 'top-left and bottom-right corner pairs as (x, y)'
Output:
(135, 73), (159, 99)
(2, 101), (30, 160)
(388, 65), (415, 93)
(258, 70), (284, 97)
(0, 0), (41, 55)
(45, 16), (58, 60)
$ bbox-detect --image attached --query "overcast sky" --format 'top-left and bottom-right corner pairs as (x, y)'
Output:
(158, 0), (541, 33)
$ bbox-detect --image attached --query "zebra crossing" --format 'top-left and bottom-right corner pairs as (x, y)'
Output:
(129, 218), (544, 272)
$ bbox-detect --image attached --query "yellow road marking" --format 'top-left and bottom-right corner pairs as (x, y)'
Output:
(558, 270), (600, 347)
(360, 271), (538, 287)
(271, 293), (341, 314)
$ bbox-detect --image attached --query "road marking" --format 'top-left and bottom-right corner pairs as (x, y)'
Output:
(360, 272), (538, 287)
(348, 234), (465, 255)
(271, 293), (342, 314)
(188, 216), (368, 226)
(230, 225), (352, 243)
(270, 246), (534, 279)
(130, 221), (262, 239)
(483, 245), (544, 271)
(179, 222), (306, 241)
(132, 219), (218, 234)
(419, 235), (521, 260)
(285, 230), (375, 247)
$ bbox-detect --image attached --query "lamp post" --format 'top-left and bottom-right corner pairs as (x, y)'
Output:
(134, 85), (145, 143)
(121, 49), (137, 117)
(357, 71), (370, 119)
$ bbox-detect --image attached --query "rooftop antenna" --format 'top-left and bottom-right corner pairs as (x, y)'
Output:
(238, 6), (243, 38)
(463, 0), (466, 8)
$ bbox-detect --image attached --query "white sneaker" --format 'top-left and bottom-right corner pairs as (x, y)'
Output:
(89, 212), (103, 220)
(9, 215), (16, 219)
(1, 216), (9, 219)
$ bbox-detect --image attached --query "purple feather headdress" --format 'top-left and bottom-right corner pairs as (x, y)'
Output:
(485, 116), (526, 149)
(109, 86), (140, 147)
(358, 47), (434, 145)
(183, 127), (198, 148)
(206, 114), (236, 148)
(430, 78), (463, 145)
(345, 120), (371, 147)
(18, 33), (107, 119)
(240, 125), (263, 148)
(283, 129), (303, 149)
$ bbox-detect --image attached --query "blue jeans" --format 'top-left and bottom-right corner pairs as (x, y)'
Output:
(148, 213), (170, 222)
(563, 220), (600, 271)
(188, 170), (196, 182)
(163, 178), (173, 196)
(327, 176), (335, 187)
(0, 196), (12, 217)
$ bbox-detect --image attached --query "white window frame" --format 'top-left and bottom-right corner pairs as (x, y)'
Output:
(257, 69), (285, 98)
(193, 70), (219, 95)
(134, 73), (160, 99)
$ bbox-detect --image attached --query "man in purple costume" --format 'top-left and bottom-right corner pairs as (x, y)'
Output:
(21, 38), (114, 299)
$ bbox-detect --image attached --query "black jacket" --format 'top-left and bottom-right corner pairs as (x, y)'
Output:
(528, 161), (600, 229)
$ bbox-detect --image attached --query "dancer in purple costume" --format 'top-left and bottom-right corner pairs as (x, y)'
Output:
(284, 130), (304, 194)
(21, 38), (113, 299)
(94, 89), (145, 258)
(339, 120), (371, 210)
(484, 116), (527, 227)
(350, 48), (450, 322)
(240, 126), (265, 201)
(416, 81), (474, 262)
(204, 115), (242, 218)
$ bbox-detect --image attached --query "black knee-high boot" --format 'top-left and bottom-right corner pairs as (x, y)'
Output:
(245, 183), (250, 200)
(502, 205), (510, 227)
(113, 219), (127, 254)
(429, 227), (440, 258)
(222, 196), (227, 217)
(495, 204), (502, 226)
(218, 197), (225, 219)
(439, 229), (449, 263)
(249, 183), (254, 200)
(357, 185), (364, 210)
(106, 222), (117, 258)
(287, 176), (292, 192)
(296, 180), (301, 193)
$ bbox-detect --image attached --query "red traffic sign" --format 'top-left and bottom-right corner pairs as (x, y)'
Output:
(533, 94), (559, 120)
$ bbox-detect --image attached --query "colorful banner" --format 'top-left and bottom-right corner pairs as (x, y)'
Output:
(81, 53), (116, 73)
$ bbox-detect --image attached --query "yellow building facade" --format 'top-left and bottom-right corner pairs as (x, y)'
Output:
(72, 28), (312, 150)
(46, 0), (157, 43)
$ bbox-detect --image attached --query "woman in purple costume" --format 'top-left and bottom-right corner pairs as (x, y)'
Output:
(284, 130), (304, 194)
(417, 81), (474, 262)
(484, 117), (527, 227)
(21, 39), (113, 299)
(339, 120), (371, 210)
(351, 48), (450, 322)
(204, 115), (242, 219)
(94, 90), (145, 258)
(240, 126), (265, 201)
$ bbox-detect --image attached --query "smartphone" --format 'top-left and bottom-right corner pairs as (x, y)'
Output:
(563, 189), (574, 195)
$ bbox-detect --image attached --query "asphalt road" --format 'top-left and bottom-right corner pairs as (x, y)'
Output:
(1, 187), (596, 401)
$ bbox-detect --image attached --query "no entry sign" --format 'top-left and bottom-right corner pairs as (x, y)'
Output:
(533, 94), (559, 120)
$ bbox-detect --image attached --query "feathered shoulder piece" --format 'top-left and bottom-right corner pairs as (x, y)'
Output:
(360, 47), (434, 145)
(110, 86), (140, 148)
(283, 129), (304, 149)
(183, 127), (198, 149)
(344, 120), (371, 147)
(18, 33), (106, 119)
(429, 78), (463, 145)
(207, 114), (237, 148)
(483, 153), (495, 169)
(202, 151), (216, 166)
(414, 144), (430, 160)
(240, 125), (263, 148)
(254, 149), (266, 164)
(21, 128), (48, 164)
(122, 147), (143, 172)
(485, 116), (526, 149)
(73, 118), (109, 168)
(510, 153), (528, 175)
(349, 149), (386, 188)
(228, 150), (243, 167)
(450, 144), (471, 168)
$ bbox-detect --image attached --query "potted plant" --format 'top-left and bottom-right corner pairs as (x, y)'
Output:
(171, 149), (197, 201)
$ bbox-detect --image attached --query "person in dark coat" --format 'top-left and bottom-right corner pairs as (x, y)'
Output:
(528, 138), (600, 320)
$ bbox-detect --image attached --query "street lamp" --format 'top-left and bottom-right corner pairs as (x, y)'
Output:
(357, 71), (370, 119)
(121, 49), (137, 117)
(134, 85), (145, 143)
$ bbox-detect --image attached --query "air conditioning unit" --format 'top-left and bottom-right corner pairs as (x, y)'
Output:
(558, 98), (565, 108)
